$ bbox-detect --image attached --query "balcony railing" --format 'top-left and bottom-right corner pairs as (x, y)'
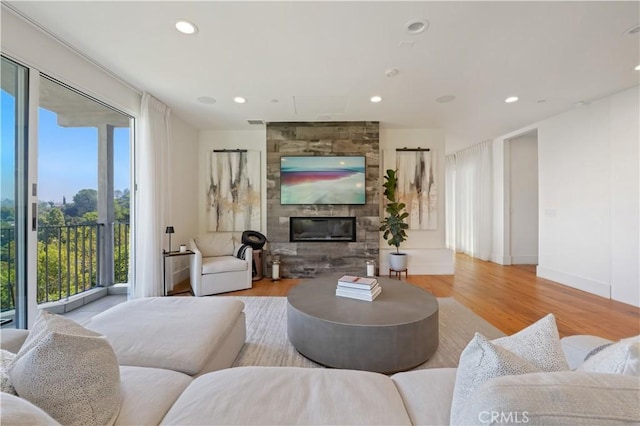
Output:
(0, 222), (129, 312)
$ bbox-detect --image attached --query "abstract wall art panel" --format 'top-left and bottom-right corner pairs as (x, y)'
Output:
(280, 156), (366, 205)
(396, 150), (437, 230)
(207, 151), (261, 231)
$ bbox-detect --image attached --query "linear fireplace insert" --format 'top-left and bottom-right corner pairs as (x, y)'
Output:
(290, 217), (356, 242)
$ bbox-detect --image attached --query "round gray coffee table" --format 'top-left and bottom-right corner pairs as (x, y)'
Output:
(287, 275), (439, 373)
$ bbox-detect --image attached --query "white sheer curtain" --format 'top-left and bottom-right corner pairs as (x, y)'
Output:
(132, 93), (171, 298)
(447, 140), (493, 261)
(445, 154), (456, 249)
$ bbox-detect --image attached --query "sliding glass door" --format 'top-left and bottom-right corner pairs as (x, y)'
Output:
(1, 57), (29, 328)
(1, 56), (133, 328)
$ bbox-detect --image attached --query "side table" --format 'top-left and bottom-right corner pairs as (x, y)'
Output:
(163, 250), (195, 296)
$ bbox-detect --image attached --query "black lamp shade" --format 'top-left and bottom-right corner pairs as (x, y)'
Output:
(165, 226), (175, 253)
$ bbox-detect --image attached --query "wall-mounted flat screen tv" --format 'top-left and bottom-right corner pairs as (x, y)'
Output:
(280, 156), (366, 205)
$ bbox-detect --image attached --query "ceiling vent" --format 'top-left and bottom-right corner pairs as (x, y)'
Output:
(247, 119), (265, 125)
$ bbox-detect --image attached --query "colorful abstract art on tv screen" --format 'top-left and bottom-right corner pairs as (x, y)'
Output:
(280, 156), (366, 205)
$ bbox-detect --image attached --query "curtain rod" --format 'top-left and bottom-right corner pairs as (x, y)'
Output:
(396, 147), (430, 152)
(213, 149), (248, 153)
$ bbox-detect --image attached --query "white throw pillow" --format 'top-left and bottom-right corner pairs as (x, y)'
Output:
(578, 335), (640, 376)
(9, 310), (121, 426)
(1, 349), (17, 395)
(450, 314), (569, 425)
(492, 313), (569, 372)
(450, 333), (542, 425)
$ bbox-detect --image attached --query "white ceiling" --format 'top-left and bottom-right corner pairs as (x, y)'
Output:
(7, 1), (640, 141)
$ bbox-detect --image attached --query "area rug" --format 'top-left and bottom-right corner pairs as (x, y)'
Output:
(231, 296), (505, 370)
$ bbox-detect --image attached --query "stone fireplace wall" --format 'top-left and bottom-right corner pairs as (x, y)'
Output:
(266, 122), (380, 278)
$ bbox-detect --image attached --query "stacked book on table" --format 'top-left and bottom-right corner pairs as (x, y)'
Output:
(336, 275), (381, 302)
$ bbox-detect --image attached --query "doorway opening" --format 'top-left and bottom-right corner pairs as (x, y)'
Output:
(508, 130), (539, 265)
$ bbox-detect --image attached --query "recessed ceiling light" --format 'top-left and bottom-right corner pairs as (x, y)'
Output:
(175, 20), (198, 35)
(406, 18), (429, 35)
(505, 96), (519, 103)
(370, 96), (383, 103)
(435, 95), (456, 103)
(635, 65), (640, 71)
(197, 96), (216, 104)
(233, 97), (247, 104)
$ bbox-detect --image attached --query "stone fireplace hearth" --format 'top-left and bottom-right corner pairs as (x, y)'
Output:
(266, 122), (380, 278)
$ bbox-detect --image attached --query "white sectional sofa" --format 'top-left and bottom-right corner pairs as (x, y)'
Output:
(84, 297), (246, 377)
(1, 298), (639, 426)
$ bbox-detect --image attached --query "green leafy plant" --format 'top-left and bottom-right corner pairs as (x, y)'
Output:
(379, 169), (409, 253)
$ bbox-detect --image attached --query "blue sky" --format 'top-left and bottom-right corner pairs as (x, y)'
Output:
(1, 89), (130, 203)
(1, 90), (17, 201)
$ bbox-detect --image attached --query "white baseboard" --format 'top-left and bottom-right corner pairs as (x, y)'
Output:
(537, 266), (611, 299)
(511, 255), (538, 265)
(491, 254), (512, 265)
(379, 248), (454, 275)
(491, 255), (538, 265)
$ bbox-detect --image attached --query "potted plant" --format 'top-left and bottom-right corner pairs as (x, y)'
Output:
(380, 169), (409, 271)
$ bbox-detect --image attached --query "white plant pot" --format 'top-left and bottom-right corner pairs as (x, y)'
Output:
(389, 253), (408, 271)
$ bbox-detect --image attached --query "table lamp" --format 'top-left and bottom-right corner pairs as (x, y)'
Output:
(165, 226), (175, 252)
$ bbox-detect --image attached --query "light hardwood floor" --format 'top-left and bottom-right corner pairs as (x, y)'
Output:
(172, 253), (640, 340)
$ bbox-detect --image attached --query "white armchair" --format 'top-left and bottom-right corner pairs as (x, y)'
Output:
(189, 233), (253, 296)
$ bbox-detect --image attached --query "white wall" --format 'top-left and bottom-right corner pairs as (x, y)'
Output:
(537, 99), (613, 298)
(198, 130), (267, 234)
(492, 86), (639, 307)
(379, 128), (454, 274)
(509, 132), (539, 265)
(609, 87), (640, 306)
